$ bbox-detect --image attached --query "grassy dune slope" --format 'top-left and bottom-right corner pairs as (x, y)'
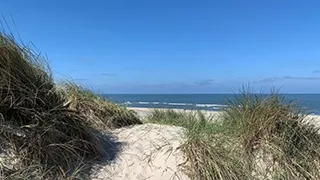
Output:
(148, 91), (320, 180)
(0, 32), (142, 179)
(62, 83), (142, 130)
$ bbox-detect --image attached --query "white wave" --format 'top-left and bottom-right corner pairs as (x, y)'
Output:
(137, 101), (161, 105)
(168, 103), (192, 106)
(138, 102), (150, 104)
(124, 101), (132, 105)
(195, 104), (227, 107)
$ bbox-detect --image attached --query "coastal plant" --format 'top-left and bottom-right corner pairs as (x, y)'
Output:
(61, 82), (142, 130)
(0, 32), (103, 179)
(148, 89), (320, 179)
(181, 134), (250, 180)
(148, 109), (197, 128)
(222, 88), (320, 179)
(148, 109), (252, 180)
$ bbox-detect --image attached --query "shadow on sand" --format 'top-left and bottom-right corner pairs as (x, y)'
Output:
(78, 130), (125, 179)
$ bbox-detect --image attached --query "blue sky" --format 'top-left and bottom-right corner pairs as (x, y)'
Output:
(1, 0), (320, 93)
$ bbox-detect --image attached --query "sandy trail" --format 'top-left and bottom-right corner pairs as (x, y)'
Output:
(91, 123), (189, 180)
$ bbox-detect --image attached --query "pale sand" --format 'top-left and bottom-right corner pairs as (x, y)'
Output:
(307, 115), (320, 127)
(91, 123), (189, 180)
(91, 108), (320, 180)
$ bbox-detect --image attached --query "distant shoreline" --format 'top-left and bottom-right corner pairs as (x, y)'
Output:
(105, 94), (320, 115)
(129, 107), (320, 126)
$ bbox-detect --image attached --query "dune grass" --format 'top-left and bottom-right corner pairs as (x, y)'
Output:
(148, 109), (252, 180)
(0, 32), (104, 179)
(222, 89), (320, 179)
(148, 90), (320, 180)
(0, 31), (143, 179)
(61, 82), (142, 130)
(149, 109), (222, 135)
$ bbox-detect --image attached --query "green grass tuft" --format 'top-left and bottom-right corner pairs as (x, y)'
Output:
(61, 82), (142, 130)
(0, 32), (103, 179)
(222, 88), (320, 179)
(148, 88), (320, 180)
(148, 109), (252, 180)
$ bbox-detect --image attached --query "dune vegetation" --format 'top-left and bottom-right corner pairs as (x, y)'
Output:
(0, 32), (142, 179)
(61, 82), (142, 130)
(148, 90), (320, 180)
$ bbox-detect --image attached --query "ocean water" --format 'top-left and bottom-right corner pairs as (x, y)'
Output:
(102, 94), (320, 115)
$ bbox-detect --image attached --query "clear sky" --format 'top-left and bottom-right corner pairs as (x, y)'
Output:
(1, 0), (320, 93)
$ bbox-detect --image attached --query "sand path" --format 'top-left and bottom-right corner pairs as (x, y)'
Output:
(91, 123), (189, 180)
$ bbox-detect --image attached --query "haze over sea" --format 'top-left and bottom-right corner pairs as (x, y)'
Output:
(104, 94), (320, 115)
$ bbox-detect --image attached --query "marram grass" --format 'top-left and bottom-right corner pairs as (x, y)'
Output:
(0, 32), (104, 179)
(61, 82), (142, 130)
(0, 31), (142, 179)
(148, 90), (320, 180)
(222, 89), (320, 179)
(148, 109), (252, 180)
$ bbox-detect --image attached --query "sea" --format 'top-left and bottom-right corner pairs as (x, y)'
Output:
(102, 94), (320, 115)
